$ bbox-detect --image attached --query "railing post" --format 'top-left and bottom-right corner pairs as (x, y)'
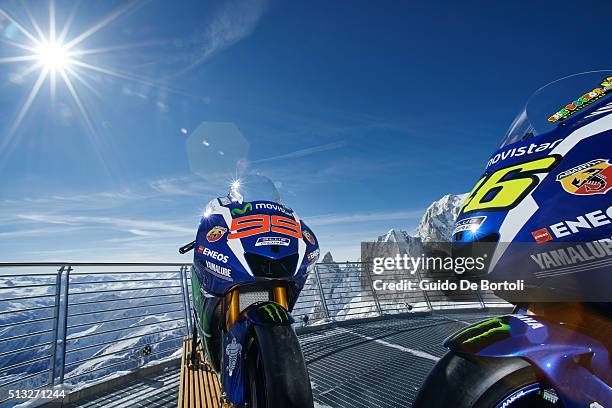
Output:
(58, 265), (72, 385)
(415, 269), (433, 312)
(49, 266), (64, 386)
(362, 264), (383, 317)
(313, 266), (331, 322)
(179, 266), (193, 337)
(475, 290), (487, 311)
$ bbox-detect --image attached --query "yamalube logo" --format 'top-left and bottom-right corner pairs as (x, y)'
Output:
(205, 260), (231, 280)
(255, 237), (291, 247)
(556, 159), (612, 196)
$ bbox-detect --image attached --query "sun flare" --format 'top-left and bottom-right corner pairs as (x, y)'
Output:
(35, 41), (69, 71)
(0, 0), (147, 147)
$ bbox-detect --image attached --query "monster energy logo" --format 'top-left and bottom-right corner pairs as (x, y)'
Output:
(231, 203), (252, 215)
(457, 317), (511, 344)
(259, 303), (288, 322)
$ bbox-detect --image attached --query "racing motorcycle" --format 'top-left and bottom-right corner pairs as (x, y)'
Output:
(179, 175), (318, 407)
(414, 71), (612, 407)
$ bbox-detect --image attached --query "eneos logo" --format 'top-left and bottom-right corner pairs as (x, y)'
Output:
(206, 226), (227, 242)
(556, 159), (612, 196)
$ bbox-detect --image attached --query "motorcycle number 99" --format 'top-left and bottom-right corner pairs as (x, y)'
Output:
(228, 215), (302, 239)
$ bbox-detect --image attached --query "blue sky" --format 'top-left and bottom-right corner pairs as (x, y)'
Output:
(0, 0), (610, 262)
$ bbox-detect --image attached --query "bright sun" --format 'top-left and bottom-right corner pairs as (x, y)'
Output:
(35, 41), (69, 71)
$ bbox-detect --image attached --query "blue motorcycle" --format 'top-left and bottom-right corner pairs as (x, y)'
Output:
(179, 175), (318, 407)
(414, 71), (612, 407)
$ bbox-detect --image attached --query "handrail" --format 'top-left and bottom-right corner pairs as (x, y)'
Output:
(0, 261), (509, 406)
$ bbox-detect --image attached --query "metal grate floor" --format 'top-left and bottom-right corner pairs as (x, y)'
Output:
(65, 311), (501, 408)
(64, 369), (180, 408)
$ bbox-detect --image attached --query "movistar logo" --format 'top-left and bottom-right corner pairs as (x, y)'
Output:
(259, 303), (288, 322)
(458, 318), (511, 344)
(231, 203), (252, 216)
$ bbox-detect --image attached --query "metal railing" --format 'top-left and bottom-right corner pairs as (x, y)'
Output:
(0, 262), (509, 407)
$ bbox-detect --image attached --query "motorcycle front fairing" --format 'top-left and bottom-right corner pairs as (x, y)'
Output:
(453, 75), (612, 303)
(191, 196), (319, 405)
(445, 314), (612, 407)
(193, 198), (317, 297)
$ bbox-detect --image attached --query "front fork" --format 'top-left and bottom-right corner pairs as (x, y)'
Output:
(221, 284), (292, 406)
(223, 285), (289, 330)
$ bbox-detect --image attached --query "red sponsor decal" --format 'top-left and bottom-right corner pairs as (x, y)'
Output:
(532, 228), (553, 244)
(197, 245), (204, 253)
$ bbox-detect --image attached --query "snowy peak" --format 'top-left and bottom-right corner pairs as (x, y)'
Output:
(415, 193), (468, 242)
(377, 229), (411, 243)
(321, 251), (334, 263)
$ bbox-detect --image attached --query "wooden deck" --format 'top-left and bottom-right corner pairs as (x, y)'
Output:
(178, 337), (222, 408)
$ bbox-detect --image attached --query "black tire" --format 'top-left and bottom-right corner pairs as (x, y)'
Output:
(245, 325), (314, 408)
(413, 352), (561, 407)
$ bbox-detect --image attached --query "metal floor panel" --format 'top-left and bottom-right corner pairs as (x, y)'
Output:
(65, 311), (497, 408)
(64, 369), (180, 408)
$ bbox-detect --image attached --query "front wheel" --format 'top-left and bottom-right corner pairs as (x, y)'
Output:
(413, 352), (562, 407)
(245, 325), (314, 408)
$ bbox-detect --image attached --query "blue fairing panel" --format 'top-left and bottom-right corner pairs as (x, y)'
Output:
(445, 315), (612, 407)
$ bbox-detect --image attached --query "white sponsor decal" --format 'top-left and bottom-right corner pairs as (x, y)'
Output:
(501, 389), (528, 408)
(307, 248), (320, 262)
(548, 205), (612, 239)
(486, 139), (563, 168)
(512, 314), (544, 329)
(255, 202), (293, 215)
(205, 260), (232, 280)
(531, 239), (612, 271)
(226, 337), (242, 377)
(255, 236), (290, 247)
(585, 101), (612, 119)
(202, 247), (229, 263)
(453, 216), (486, 235)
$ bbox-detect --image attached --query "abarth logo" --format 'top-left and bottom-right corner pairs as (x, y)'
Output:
(556, 159), (612, 196)
(206, 226), (227, 242)
(303, 230), (316, 245)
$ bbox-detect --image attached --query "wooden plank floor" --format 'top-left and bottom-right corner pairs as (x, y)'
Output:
(178, 337), (222, 408)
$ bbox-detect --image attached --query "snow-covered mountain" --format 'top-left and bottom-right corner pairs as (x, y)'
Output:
(415, 193), (468, 242)
(294, 193), (469, 325)
(377, 193), (467, 246)
(370, 193), (467, 258)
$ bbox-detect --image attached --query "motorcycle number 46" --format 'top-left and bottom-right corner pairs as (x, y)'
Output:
(228, 215), (302, 239)
(460, 155), (562, 215)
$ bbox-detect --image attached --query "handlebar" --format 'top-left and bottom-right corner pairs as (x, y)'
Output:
(179, 240), (196, 254)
